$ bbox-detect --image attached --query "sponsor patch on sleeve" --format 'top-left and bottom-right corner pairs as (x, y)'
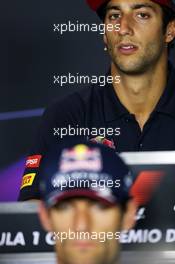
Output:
(20, 173), (36, 189)
(25, 155), (42, 168)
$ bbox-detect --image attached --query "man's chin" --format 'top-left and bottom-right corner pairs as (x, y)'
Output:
(114, 61), (149, 75)
(58, 247), (104, 264)
(58, 254), (100, 264)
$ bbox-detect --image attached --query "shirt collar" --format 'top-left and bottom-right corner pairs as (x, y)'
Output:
(155, 62), (175, 119)
(103, 63), (175, 122)
(103, 81), (129, 122)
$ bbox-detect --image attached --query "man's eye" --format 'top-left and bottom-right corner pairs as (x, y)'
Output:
(54, 202), (71, 210)
(137, 13), (150, 19)
(91, 202), (109, 210)
(109, 13), (121, 20)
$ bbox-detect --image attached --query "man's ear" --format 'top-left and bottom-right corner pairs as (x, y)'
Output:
(165, 20), (175, 44)
(121, 199), (138, 231)
(38, 201), (52, 232)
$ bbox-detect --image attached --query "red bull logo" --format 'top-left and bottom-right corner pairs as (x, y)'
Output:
(59, 144), (102, 173)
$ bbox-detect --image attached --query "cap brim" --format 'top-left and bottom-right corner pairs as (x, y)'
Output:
(154, 0), (175, 11)
(47, 189), (117, 207)
(86, 0), (107, 11)
(86, 0), (175, 12)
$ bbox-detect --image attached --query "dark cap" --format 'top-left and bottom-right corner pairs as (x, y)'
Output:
(86, 0), (175, 13)
(39, 139), (133, 208)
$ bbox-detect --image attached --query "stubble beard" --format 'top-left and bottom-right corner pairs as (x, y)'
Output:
(109, 38), (165, 75)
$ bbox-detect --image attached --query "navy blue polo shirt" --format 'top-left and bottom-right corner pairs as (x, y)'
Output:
(18, 63), (175, 200)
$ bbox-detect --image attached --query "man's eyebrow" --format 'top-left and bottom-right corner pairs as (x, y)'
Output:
(106, 5), (121, 11)
(132, 3), (156, 11)
(106, 3), (156, 12)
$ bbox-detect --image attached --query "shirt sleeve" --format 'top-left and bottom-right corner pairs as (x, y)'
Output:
(18, 93), (85, 201)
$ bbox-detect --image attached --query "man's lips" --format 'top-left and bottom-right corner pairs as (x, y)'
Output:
(72, 240), (95, 248)
(117, 43), (138, 54)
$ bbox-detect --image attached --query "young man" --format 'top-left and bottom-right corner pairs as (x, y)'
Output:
(19, 0), (175, 200)
(38, 141), (137, 264)
(88, 0), (175, 130)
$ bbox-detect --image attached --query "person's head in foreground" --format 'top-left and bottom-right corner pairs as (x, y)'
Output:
(38, 140), (137, 264)
(87, 0), (175, 75)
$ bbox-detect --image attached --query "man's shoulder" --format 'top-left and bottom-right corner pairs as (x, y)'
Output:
(57, 83), (104, 104)
(46, 84), (105, 116)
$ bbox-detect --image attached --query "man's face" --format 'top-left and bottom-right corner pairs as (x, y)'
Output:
(104, 0), (167, 74)
(47, 198), (123, 264)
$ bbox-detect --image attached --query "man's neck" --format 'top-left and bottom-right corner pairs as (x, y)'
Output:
(111, 58), (168, 130)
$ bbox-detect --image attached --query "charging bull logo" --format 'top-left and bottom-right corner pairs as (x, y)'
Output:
(59, 144), (102, 173)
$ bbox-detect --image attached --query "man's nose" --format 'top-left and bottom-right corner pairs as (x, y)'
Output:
(73, 207), (91, 232)
(118, 15), (133, 36)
